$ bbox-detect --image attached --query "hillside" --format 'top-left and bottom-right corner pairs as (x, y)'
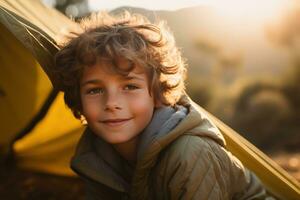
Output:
(112, 6), (289, 82)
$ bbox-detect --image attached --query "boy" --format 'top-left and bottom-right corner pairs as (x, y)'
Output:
(54, 11), (272, 199)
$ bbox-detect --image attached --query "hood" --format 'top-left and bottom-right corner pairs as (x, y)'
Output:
(130, 95), (225, 194)
(134, 96), (225, 169)
(71, 95), (225, 193)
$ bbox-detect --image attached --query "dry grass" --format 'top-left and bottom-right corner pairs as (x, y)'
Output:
(270, 151), (300, 182)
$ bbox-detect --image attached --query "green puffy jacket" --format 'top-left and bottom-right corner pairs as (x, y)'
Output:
(71, 98), (272, 200)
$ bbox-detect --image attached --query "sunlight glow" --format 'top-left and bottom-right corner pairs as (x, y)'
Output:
(88, 0), (288, 23)
(207, 0), (287, 22)
(88, 0), (206, 11)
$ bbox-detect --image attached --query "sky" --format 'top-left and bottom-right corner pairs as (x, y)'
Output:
(42, 0), (290, 24)
(87, 0), (208, 11)
(88, 0), (288, 23)
(88, 0), (287, 13)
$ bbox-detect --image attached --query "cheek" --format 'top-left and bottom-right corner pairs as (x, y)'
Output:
(81, 98), (102, 120)
(128, 94), (154, 116)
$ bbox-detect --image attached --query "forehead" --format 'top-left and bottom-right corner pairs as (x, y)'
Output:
(80, 57), (147, 82)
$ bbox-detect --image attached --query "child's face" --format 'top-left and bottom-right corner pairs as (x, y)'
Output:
(80, 59), (155, 144)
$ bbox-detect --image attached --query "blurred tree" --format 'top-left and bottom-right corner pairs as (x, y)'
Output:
(186, 79), (213, 108)
(195, 38), (243, 86)
(267, 1), (300, 53)
(266, 0), (300, 151)
(231, 82), (292, 151)
(194, 38), (243, 124)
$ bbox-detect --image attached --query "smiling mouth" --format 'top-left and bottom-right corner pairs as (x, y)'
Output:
(101, 118), (132, 126)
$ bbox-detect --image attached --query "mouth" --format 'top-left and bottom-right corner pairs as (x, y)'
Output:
(100, 118), (132, 126)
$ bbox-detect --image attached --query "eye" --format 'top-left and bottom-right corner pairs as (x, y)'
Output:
(86, 88), (103, 95)
(124, 84), (139, 90)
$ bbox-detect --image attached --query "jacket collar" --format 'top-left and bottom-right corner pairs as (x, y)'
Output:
(70, 105), (187, 192)
(71, 95), (226, 195)
(70, 129), (130, 192)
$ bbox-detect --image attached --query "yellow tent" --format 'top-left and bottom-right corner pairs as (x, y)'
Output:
(0, 0), (84, 176)
(0, 0), (299, 199)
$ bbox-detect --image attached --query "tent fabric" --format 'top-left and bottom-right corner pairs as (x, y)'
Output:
(0, 0), (299, 199)
(0, 21), (52, 154)
(0, 0), (82, 176)
(0, 0), (77, 83)
(14, 93), (84, 176)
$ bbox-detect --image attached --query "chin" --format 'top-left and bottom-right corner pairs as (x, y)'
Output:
(107, 135), (138, 145)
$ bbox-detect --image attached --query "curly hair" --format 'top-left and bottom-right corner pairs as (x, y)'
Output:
(54, 11), (187, 119)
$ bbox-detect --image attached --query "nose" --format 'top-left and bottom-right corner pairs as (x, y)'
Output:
(104, 90), (122, 111)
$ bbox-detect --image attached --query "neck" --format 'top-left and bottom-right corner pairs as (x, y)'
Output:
(112, 136), (139, 164)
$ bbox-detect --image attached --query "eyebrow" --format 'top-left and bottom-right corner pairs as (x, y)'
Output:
(81, 79), (102, 87)
(123, 75), (145, 81)
(81, 75), (145, 87)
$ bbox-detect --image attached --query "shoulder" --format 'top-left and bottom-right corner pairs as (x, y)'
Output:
(151, 135), (233, 199)
(151, 135), (268, 199)
(162, 135), (230, 167)
(155, 134), (235, 184)
(160, 134), (248, 183)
